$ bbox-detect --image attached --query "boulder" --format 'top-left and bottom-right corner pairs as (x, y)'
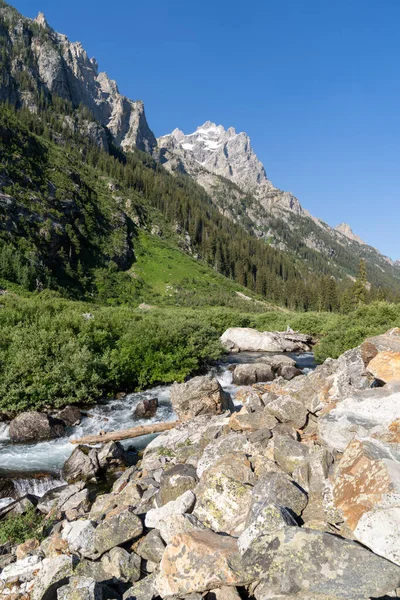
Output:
(158, 513), (207, 544)
(0, 555), (42, 584)
(238, 503), (296, 554)
(156, 530), (244, 597)
(367, 350), (400, 383)
(100, 546), (141, 583)
(220, 328), (313, 353)
(123, 573), (156, 600)
(91, 507), (143, 559)
(240, 526), (400, 600)
(248, 471), (308, 520)
(97, 441), (128, 470)
(31, 555), (73, 600)
(62, 519), (97, 557)
(265, 395), (308, 429)
(278, 365), (303, 380)
(57, 577), (115, 600)
(170, 375), (231, 422)
(58, 405), (82, 426)
(333, 437), (400, 565)
(193, 453), (254, 535)
(9, 411), (65, 443)
(360, 327), (400, 365)
(37, 482), (86, 514)
(273, 434), (310, 474)
(62, 445), (100, 484)
(15, 538), (40, 561)
(156, 464), (198, 506)
(228, 408), (277, 433)
(318, 383), (400, 451)
(145, 490), (196, 529)
(136, 529), (166, 563)
(134, 398), (158, 419)
(232, 363), (274, 385)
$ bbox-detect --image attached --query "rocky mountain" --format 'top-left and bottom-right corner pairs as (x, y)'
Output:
(0, 4), (156, 152)
(335, 222), (366, 246)
(159, 122), (400, 287)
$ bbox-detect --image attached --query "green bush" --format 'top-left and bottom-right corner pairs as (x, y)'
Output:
(0, 508), (45, 545)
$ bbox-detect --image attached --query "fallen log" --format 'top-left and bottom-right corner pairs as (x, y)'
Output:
(71, 421), (180, 445)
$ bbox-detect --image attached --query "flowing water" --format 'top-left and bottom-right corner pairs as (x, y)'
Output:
(0, 351), (316, 502)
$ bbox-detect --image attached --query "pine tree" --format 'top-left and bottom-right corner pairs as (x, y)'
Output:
(352, 259), (368, 306)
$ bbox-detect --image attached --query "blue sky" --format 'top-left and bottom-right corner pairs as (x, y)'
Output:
(12, 0), (400, 259)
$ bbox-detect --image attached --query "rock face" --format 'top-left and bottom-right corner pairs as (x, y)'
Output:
(367, 350), (400, 383)
(9, 411), (65, 443)
(0, 6), (156, 153)
(333, 437), (400, 565)
(220, 328), (313, 352)
(170, 375), (230, 421)
(335, 222), (366, 245)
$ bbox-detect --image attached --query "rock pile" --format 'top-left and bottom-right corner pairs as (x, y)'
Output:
(1, 329), (400, 600)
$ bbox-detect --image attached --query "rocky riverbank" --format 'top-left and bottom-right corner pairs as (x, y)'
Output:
(0, 330), (400, 599)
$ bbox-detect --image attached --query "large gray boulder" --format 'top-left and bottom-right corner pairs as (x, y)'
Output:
(9, 411), (65, 443)
(31, 555), (73, 600)
(220, 328), (313, 352)
(156, 463), (198, 506)
(232, 363), (275, 385)
(62, 445), (100, 484)
(247, 471), (308, 520)
(170, 375), (231, 422)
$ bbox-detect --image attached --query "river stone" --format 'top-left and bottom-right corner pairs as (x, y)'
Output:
(100, 546), (141, 583)
(158, 513), (207, 544)
(318, 383), (400, 451)
(0, 554), (42, 583)
(9, 411), (65, 443)
(145, 490), (196, 529)
(156, 530), (244, 597)
(97, 441), (128, 470)
(232, 363), (275, 385)
(123, 573), (156, 600)
(31, 555), (73, 600)
(273, 434), (310, 474)
(265, 395), (308, 429)
(136, 529), (165, 563)
(240, 526), (400, 599)
(90, 507), (143, 559)
(261, 355), (297, 370)
(193, 453), (254, 535)
(332, 437), (400, 565)
(156, 464), (198, 506)
(170, 374), (231, 422)
(134, 398), (158, 419)
(62, 445), (100, 484)
(248, 471), (308, 520)
(58, 405), (82, 426)
(278, 365), (303, 380)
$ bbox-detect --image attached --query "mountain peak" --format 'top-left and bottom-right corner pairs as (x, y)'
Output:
(34, 12), (49, 28)
(335, 223), (366, 246)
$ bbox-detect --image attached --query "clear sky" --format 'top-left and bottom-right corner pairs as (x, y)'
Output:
(11, 0), (400, 259)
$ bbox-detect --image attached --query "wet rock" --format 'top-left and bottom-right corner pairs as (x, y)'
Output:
(248, 471), (308, 520)
(62, 445), (100, 484)
(158, 513), (207, 544)
(136, 529), (165, 563)
(240, 526), (400, 600)
(232, 363), (275, 385)
(123, 573), (156, 600)
(97, 441), (128, 470)
(31, 554), (73, 600)
(170, 375), (231, 422)
(134, 398), (158, 419)
(367, 350), (400, 383)
(318, 383), (400, 450)
(193, 454), (254, 535)
(58, 405), (82, 426)
(220, 328), (313, 352)
(273, 434), (310, 474)
(265, 395), (308, 429)
(0, 555), (42, 584)
(9, 411), (65, 443)
(333, 437), (400, 565)
(145, 490), (196, 529)
(156, 530), (243, 597)
(156, 464), (198, 506)
(100, 546), (141, 583)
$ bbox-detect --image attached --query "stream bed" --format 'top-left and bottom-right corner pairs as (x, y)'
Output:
(0, 351), (316, 502)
